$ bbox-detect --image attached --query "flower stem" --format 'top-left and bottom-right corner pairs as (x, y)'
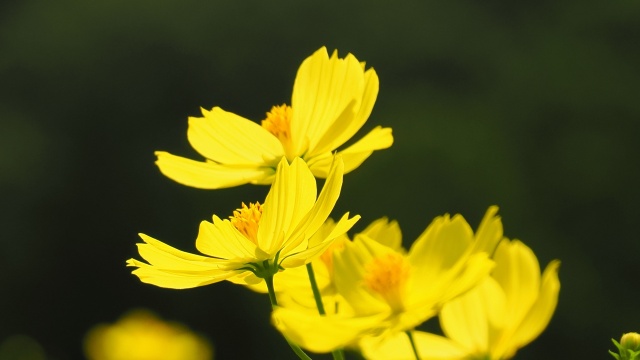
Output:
(306, 263), (326, 314)
(306, 263), (345, 360)
(265, 274), (312, 360)
(406, 330), (420, 360)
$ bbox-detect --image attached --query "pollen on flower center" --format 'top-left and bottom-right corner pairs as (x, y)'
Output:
(363, 253), (410, 311)
(230, 202), (263, 244)
(261, 104), (295, 159)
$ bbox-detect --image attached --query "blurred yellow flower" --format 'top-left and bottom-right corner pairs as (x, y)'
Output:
(273, 208), (500, 354)
(127, 156), (359, 289)
(363, 238), (561, 360)
(155, 46), (393, 189)
(84, 310), (212, 360)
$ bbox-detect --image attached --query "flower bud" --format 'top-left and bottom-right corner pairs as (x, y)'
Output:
(621, 333), (640, 352)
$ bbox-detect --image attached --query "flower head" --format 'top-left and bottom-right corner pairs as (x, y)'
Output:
(127, 156), (360, 289)
(155, 46), (393, 189)
(369, 238), (561, 360)
(273, 208), (499, 353)
(84, 309), (213, 360)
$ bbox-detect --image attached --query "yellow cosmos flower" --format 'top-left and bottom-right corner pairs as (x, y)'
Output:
(127, 156), (360, 289)
(84, 309), (213, 360)
(155, 46), (393, 189)
(363, 239), (561, 360)
(273, 208), (501, 354)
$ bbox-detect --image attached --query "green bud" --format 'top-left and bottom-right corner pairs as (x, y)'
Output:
(610, 333), (640, 360)
(621, 333), (640, 352)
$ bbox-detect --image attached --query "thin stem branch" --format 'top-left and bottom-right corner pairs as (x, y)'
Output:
(265, 274), (312, 360)
(306, 263), (345, 360)
(406, 330), (420, 360)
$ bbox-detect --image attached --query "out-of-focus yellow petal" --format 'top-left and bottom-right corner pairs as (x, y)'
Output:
(361, 331), (467, 360)
(195, 216), (257, 260)
(492, 240), (540, 328)
(188, 106), (283, 165)
(509, 259), (561, 351)
(440, 278), (506, 355)
(258, 157), (317, 255)
(290, 47), (365, 156)
(155, 151), (274, 189)
(359, 217), (403, 252)
(272, 306), (389, 353)
(472, 205), (503, 255)
(408, 214), (475, 285)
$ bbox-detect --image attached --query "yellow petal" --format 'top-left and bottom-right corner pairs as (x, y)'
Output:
(509, 259), (560, 350)
(281, 155), (346, 257)
(195, 216), (257, 260)
(360, 217), (403, 252)
(472, 205), (503, 255)
(333, 236), (394, 315)
(491, 240), (541, 327)
(258, 157), (317, 255)
(408, 214), (475, 285)
(280, 212), (360, 268)
(272, 306), (389, 353)
(290, 47), (365, 156)
(128, 260), (238, 289)
(440, 278), (506, 355)
(155, 151), (274, 189)
(135, 234), (225, 269)
(188, 106), (283, 165)
(361, 331), (467, 360)
(307, 126), (394, 177)
(321, 68), (380, 152)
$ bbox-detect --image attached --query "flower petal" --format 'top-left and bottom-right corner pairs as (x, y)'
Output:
(408, 214), (475, 285)
(272, 306), (388, 353)
(258, 157), (317, 255)
(307, 126), (393, 177)
(509, 259), (560, 351)
(128, 260), (238, 289)
(281, 155), (346, 257)
(290, 47), (365, 156)
(280, 212), (360, 268)
(188, 106), (283, 165)
(155, 151), (275, 189)
(472, 205), (503, 255)
(440, 277), (506, 355)
(195, 216), (258, 260)
(491, 240), (541, 327)
(361, 331), (467, 360)
(315, 68), (380, 153)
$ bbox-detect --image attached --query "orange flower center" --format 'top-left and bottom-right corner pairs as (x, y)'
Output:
(261, 104), (295, 160)
(363, 253), (410, 312)
(230, 202), (263, 244)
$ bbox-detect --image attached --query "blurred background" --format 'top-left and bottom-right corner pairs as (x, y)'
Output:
(1, 0), (639, 359)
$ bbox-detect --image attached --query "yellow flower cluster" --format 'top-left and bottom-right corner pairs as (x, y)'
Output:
(127, 47), (560, 360)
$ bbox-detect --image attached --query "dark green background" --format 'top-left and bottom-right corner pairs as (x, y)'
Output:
(1, 1), (639, 359)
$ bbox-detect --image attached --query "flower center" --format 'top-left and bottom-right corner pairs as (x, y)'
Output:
(363, 253), (410, 312)
(230, 202), (263, 244)
(319, 236), (347, 277)
(261, 104), (295, 160)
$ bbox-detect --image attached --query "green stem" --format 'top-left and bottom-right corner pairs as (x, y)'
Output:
(306, 263), (345, 360)
(306, 263), (326, 315)
(406, 330), (420, 360)
(265, 274), (312, 360)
